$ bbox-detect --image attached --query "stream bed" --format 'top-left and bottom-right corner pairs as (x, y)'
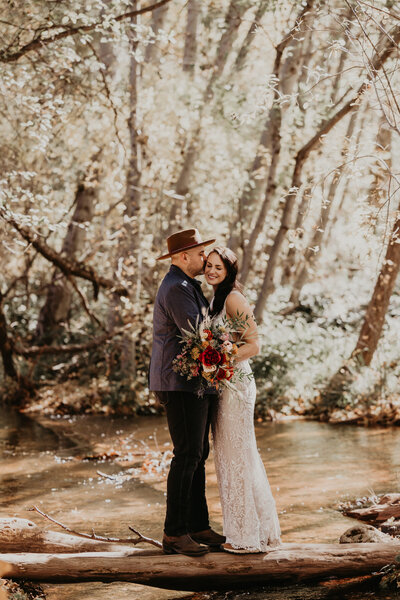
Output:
(1, 409), (400, 599)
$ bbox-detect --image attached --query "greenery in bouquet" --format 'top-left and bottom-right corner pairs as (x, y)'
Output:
(172, 311), (251, 393)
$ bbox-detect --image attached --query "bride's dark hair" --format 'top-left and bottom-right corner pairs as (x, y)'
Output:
(207, 246), (243, 316)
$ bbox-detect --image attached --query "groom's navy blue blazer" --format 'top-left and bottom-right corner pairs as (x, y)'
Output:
(149, 265), (209, 392)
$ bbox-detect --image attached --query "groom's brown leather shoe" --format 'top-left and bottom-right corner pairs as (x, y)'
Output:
(162, 533), (209, 556)
(190, 528), (226, 549)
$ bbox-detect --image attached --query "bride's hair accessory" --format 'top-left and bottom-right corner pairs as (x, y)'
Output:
(206, 246), (243, 316)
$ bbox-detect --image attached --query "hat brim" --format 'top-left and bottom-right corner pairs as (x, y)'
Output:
(157, 238), (216, 261)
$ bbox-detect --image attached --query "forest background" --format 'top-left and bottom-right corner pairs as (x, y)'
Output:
(1, 0), (399, 425)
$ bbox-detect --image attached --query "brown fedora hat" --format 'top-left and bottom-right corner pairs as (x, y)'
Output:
(157, 228), (216, 260)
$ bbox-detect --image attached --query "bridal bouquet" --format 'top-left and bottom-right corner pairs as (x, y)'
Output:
(172, 311), (249, 393)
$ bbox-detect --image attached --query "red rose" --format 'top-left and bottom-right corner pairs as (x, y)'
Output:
(216, 367), (233, 381)
(216, 368), (226, 381)
(200, 345), (221, 366)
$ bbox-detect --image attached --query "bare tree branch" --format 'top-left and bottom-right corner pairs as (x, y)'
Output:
(29, 506), (162, 549)
(0, 0), (172, 63)
(86, 39), (126, 153)
(254, 23), (400, 319)
(13, 325), (133, 357)
(0, 209), (128, 296)
(2, 251), (38, 299)
(66, 274), (107, 332)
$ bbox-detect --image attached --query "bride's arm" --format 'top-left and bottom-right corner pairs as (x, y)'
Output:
(225, 292), (260, 362)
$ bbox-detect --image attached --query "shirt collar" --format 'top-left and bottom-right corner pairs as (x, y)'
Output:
(170, 264), (203, 290)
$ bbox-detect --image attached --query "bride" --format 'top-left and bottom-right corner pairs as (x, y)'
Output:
(204, 246), (281, 554)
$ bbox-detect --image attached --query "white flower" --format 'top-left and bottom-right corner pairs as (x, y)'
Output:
(200, 330), (209, 341)
(202, 364), (216, 373)
(222, 341), (233, 352)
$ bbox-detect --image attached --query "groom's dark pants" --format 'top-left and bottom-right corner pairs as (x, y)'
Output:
(158, 391), (217, 536)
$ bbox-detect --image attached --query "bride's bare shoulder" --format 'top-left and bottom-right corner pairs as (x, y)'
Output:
(225, 290), (251, 313)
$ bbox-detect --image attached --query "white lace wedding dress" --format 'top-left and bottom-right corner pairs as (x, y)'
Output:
(211, 293), (281, 552)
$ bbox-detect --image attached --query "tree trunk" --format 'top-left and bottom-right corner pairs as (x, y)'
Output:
(351, 203), (400, 366)
(145, 3), (169, 63)
(2, 543), (400, 590)
(113, 1), (143, 375)
(168, 1), (251, 232)
(239, 104), (282, 284)
(254, 24), (400, 320)
(167, 123), (201, 235)
(368, 115), (392, 211)
(329, 8), (355, 106)
(96, 1), (116, 74)
(234, 0), (269, 71)
(325, 109), (366, 246)
(36, 176), (96, 342)
(280, 184), (311, 286)
(203, 0), (251, 101)
(289, 112), (358, 304)
(229, 0), (314, 260)
(124, 3), (142, 301)
(0, 296), (18, 379)
(278, 10), (313, 98)
(183, 0), (199, 73)
(1, 209), (127, 296)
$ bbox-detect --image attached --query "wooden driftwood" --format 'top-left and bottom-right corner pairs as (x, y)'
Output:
(342, 494), (400, 534)
(0, 518), (138, 554)
(2, 543), (400, 591)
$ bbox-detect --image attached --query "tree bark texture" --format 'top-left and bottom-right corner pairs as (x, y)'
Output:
(254, 24), (400, 320)
(280, 184), (311, 286)
(368, 115), (392, 211)
(1, 543), (400, 590)
(124, 3), (142, 299)
(289, 112), (357, 304)
(203, 0), (251, 101)
(36, 181), (95, 340)
(351, 203), (400, 366)
(329, 8), (355, 106)
(325, 109), (366, 247)
(0, 296), (18, 379)
(111, 3), (143, 374)
(183, 0), (199, 73)
(145, 3), (169, 63)
(230, 0), (314, 266)
(0, 211), (127, 296)
(169, 1), (251, 232)
(234, 0), (270, 71)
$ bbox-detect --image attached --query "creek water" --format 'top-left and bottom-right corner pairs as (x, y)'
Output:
(1, 408), (400, 600)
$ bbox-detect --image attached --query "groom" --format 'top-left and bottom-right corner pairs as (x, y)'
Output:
(150, 228), (225, 556)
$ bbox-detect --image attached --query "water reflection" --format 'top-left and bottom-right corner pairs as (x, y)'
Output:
(0, 410), (72, 453)
(1, 411), (400, 600)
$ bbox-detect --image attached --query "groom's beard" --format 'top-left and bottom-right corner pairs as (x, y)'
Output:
(190, 265), (205, 278)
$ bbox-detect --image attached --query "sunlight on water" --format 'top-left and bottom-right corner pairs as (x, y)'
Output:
(1, 411), (400, 599)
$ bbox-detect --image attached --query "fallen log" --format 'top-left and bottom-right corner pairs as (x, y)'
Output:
(0, 518), (138, 554)
(345, 505), (400, 523)
(2, 543), (400, 591)
(343, 495), (400, 524)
